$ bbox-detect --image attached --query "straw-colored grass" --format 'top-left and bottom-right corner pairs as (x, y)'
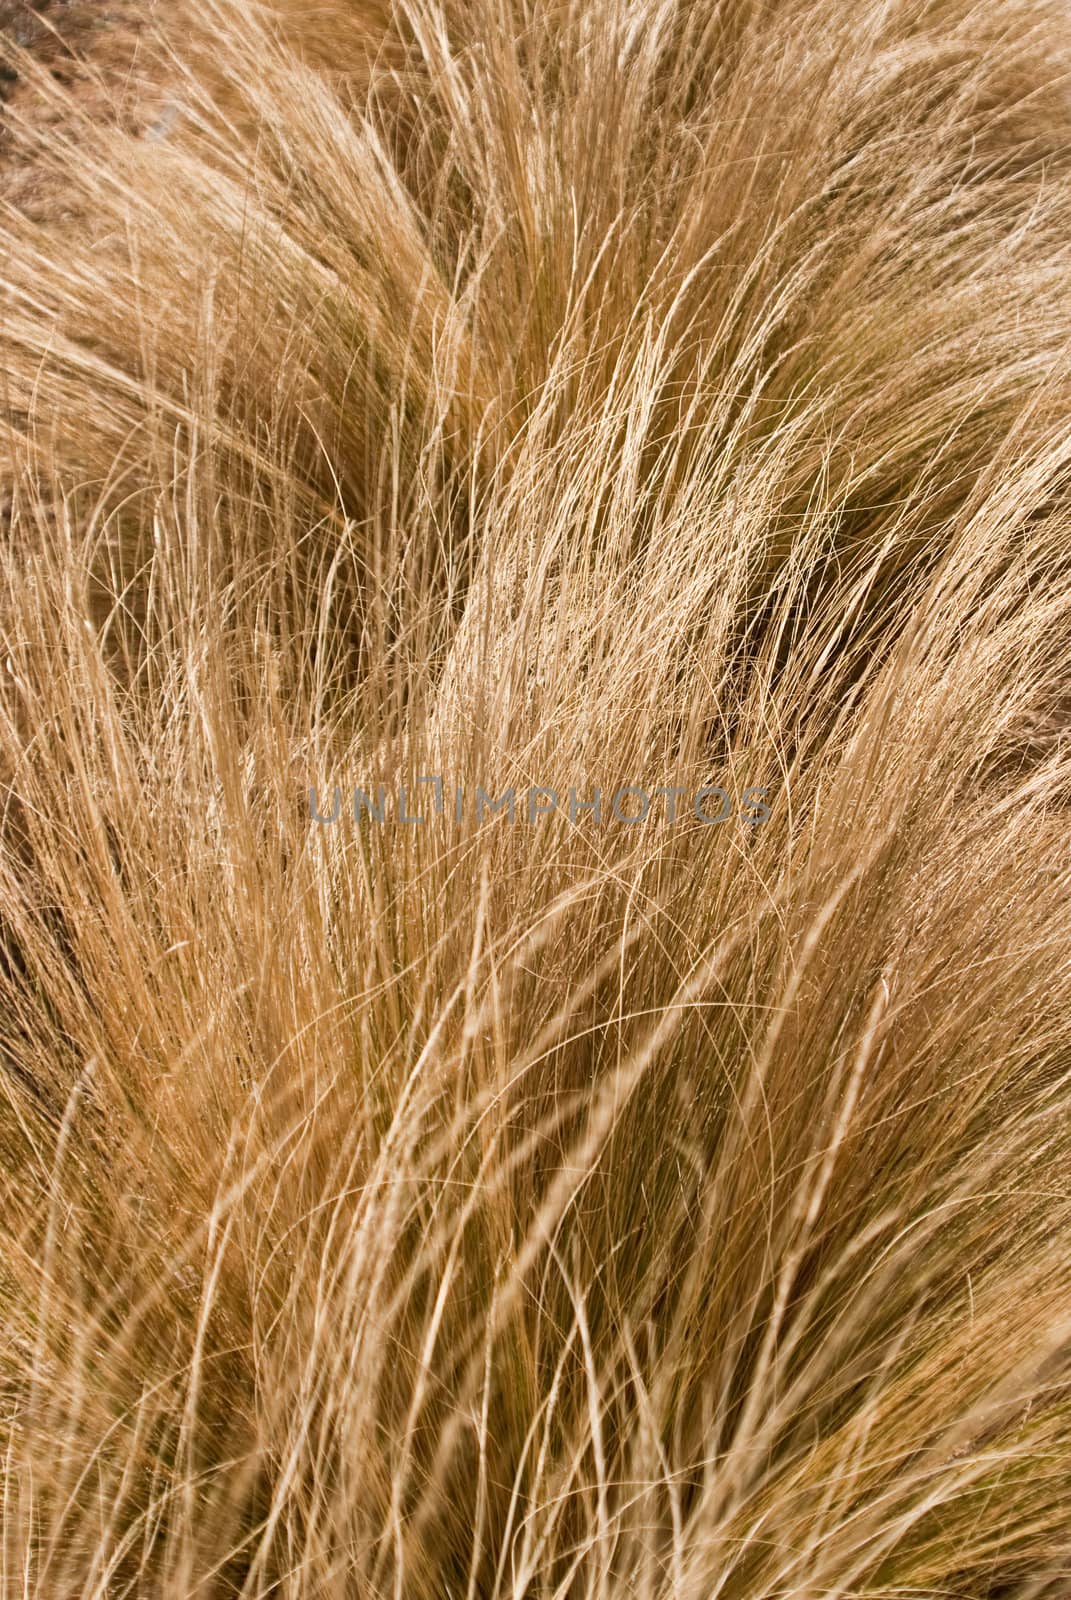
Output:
(2, 0), (1071, 1594)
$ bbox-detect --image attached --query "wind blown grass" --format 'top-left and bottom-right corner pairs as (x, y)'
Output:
(1, 0), (1071, 1594)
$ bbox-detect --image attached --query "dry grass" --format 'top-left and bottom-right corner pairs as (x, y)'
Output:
(2, 0), (1071, 1594)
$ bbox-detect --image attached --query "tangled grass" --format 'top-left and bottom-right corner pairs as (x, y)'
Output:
(2, 0), (1071, 1593)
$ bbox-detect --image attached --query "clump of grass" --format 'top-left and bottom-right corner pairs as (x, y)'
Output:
(2, 0), (1071, 1594)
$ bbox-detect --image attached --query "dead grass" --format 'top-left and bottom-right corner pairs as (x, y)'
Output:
(1, 0), (1071, 1595)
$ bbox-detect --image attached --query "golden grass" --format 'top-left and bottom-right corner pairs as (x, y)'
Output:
(1, 0), (1071, 1593)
